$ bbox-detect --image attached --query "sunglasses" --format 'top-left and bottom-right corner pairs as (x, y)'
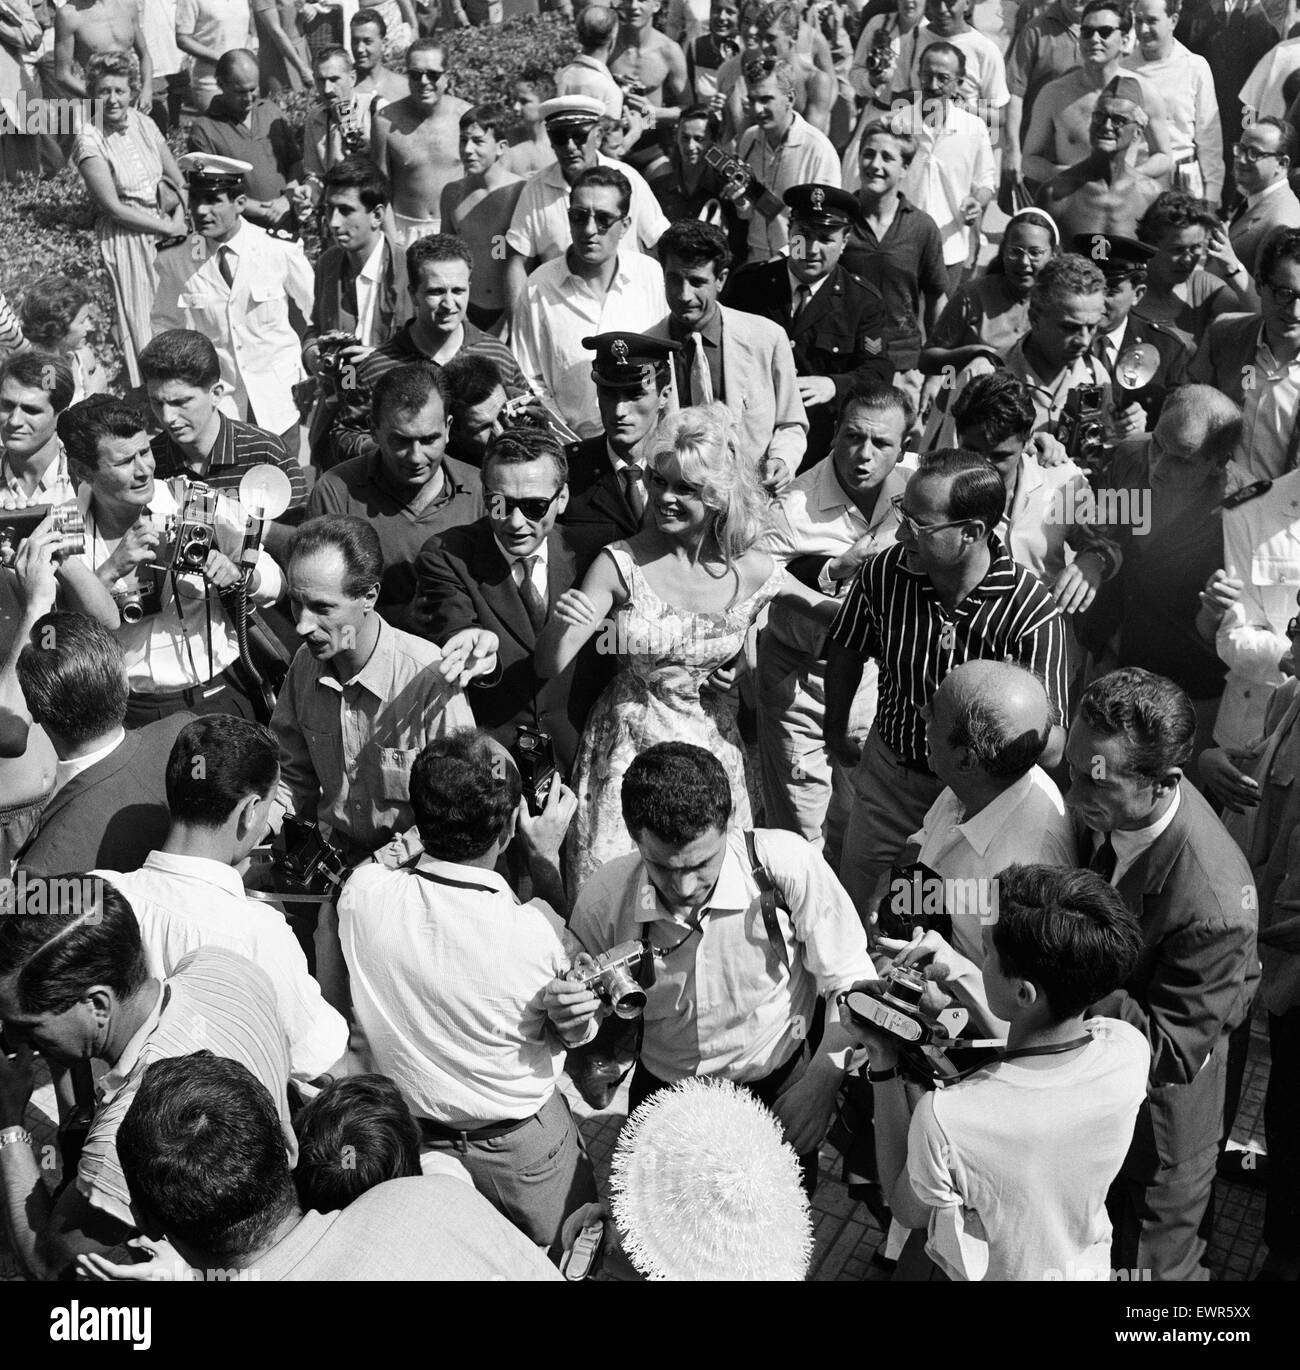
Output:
(548, 126), (594, 147)
(1080, 22), (1119, 36)
(891, 494), (969, 538)
(1091, 111), (1135, 129)
(1233, 142), (1280, 164)
(568, 206), (624, 232)
(486, 488), (562, 522)
(408, 68), (444, 83)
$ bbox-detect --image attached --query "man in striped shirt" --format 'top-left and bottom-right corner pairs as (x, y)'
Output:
(825, 448), (1069, 913)
(0, 878), (292, 1281)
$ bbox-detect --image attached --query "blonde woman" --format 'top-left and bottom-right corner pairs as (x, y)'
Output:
(537, 403), (826, 890)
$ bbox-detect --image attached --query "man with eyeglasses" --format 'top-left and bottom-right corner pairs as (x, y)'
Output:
(504, 95), (669, 316)
(1223, 117), (1300, 281)
(410, 427), (610, 774)
(825, 447), (1069, 911)
(1038, 77), (1164, 242)
(370, 37), (470, 248)
(1192, 226), (1300, 485)
(1022, 0), (1172, 191)
(511, 167), (668, 440)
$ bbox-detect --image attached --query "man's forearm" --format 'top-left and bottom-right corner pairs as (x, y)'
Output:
(526, 846), (569, 918)
(824, 641), (864, 742)
(1, 1136), (56, 1280)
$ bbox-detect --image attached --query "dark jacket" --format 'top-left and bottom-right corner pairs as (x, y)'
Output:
(559, 435), (643, 561)
(1107, 313), (1189, 428)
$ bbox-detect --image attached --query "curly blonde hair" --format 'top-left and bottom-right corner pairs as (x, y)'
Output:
(649, 403), (773, 565)
(86, 50), (142, 101)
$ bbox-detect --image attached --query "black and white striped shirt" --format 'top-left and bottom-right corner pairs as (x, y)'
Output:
(830, 535), (1069, 766)
(152, 411), (308, 512)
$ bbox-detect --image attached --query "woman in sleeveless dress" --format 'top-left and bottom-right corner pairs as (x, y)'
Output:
(536, 404), (829, 892)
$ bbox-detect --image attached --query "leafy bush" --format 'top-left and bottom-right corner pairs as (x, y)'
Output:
(0, 15), (578, 384)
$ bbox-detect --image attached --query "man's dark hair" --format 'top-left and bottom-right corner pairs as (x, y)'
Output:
(860, 118), (917, 166)
(442, 352), (504, 423)
(513, 65), (557, 100)
(459, 102), (510, 139)
(166, 716), (280, 828)
(1081, 0), (1132, 32)
(371, 361), (446, 429)
(913, 448), (1006, 535)
(1136, 189), (1219, 249)
(484, 425), (568, 489)
(949, 687), (1049, 780)
(139, 329), (221, 390)
(0, 350), (75, 414)
(288, 515), (384, 599)
(117, 1055), (298, 1261)
(677, 102), (722, 140)
(990, 864), (1143, 1021)
(622, 742), (732, 845)
(293, 1075), (421, 1212)
(1249, 114), (1295, 164)
(1031, 253), (1107, 311)
(952, 371), (1037, 447)
(658, 220), (732, 276)
(572, 165), (631, 218)
(920, 38), (966, 77)
(407, 232), (473, 282)
(17, 611), (128, 745)
(838, 381), (914, 432)
(1077, 667), (1196, 780)
(350, 5), (386, 34)
(0, 877), (147, 1014)
(409, 729), (522, 861)
(1259, 226), (1300, 288)
(56, 395), (147, 471)
(322, 155), (391, 212)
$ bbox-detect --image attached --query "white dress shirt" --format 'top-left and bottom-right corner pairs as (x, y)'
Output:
(511, 252), (668, 437)
(494, 532), (549, 602)
(353, 232), (390, 348)
(338, 857), (581, 1125)
(1236, 326), (1300, 484)
(99, 850), (348, 1082)
(897, 100), (997, 267)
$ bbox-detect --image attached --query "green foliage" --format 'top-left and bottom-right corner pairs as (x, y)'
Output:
(0, 15), (577, 385)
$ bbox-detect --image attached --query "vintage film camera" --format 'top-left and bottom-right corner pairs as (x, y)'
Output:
(314, 329), (360, 384)
(0, 501), (85, 569)
(873, 861), (953, 945)
(169, 480), (220, 575)
(569, 941), (650, 1020)
(330, 97), (369, 157)
(704, 143), (760, 202)
(512, 725), (559, 815)
(865, 34), (895, 82)
(845, 964), (939, 1047)
(273, 814), (350, 897)
(1058, 384), (1109, 478)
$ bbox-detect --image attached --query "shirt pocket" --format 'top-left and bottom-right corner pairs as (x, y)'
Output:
(248, 279), (286, 322)
(1250, 554), (1300, 588)
(377, 746), (418, 803)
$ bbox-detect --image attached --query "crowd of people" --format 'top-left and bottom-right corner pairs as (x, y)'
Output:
(0, 0), (1298, 1286)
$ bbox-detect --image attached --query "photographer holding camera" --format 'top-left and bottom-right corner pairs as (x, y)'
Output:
(336, 728), (597, 1255)
(57, 395), (284, 728)
(841, 863), (1150, 1281)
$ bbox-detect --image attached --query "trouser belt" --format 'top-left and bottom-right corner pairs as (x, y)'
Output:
(417, 1109), (538, 1145)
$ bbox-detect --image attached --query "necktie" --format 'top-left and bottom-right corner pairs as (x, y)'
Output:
(517, 555), (547, 635)
(1229, 196), (1248, 226)
(791, 283), (811, 325)
(688, 332), (713, 405)
(1094, 335), (1113, 372)
(217, 244), (235, 290)
(621, 464), (647, 521)
(1089, 834), (1118, 883)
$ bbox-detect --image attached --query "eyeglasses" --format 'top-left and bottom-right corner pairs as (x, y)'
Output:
(1265, 282), (1300, 307)
(891, 494), (969, 538)
(567, 206), (624, 232)
(1090, 110), (1134, 129)
(408, 68), (444, 83)
(1003, 246), (1050, 264)
(1232, 142), (1280, 164)
(486, 488), (562, 522)
(1080, 22), (1119, 37)
(548, 126), (594, 147)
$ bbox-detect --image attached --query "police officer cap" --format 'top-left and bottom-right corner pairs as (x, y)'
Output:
(178, 152), (253, 190)
(1069, 233), (1155, 279)
(540, 95), (606, 128)
(784, 182), (863, 230)
(584, 332), (681, 390)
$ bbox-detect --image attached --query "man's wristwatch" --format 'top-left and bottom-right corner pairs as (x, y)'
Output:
(865, 1063), (900, 1083)
(0, 1125), (33, 1151)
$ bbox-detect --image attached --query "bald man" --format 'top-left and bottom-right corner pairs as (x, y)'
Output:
(188, 49), (304, 230)
(878, 660), (1078, 963)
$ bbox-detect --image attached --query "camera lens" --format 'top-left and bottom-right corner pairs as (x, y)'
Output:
(881, 964), (927, 1010)
(120, 597), (144, 624)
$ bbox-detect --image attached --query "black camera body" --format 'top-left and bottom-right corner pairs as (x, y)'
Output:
(0, 502), (85, 568)
(274, 814), (350, 896)
(1058, 384), (1109, 478)
(874, 861), (954, 944)
(865, 38), (895, 81)
(169, 481), (220, 575)
(512, 726), (559, 815)
(704, 143), (759, 200)
(846, 965), (942, 1048)
(315, 329), (359, 384)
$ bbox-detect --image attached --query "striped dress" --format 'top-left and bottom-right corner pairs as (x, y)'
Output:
(0, 291), (23, 355)
(72, 111), (171, 388)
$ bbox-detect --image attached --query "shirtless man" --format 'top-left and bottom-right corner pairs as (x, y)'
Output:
(54, 0), (152, 107)
(1022, 0), (1171, 191)
(370, 36), (470, 247)
(609, 0), (689, 173)
(719, 0), (835, 138)
(440, 104), (524, 334)
(502, 70), (556, 177)
(1039, 79), (1163, 240)
(350, 8), (408, 105)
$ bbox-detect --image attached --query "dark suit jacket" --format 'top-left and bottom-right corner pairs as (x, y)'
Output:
(1088, 781), (1259, 1176)
(559, 435), (643, 561)
(721, 259), (894, 469)
(408, 522), (610, 772)
(1188, 311), (1262, 407)
(17, 714), (194, 875)
(1106, 313), (1190, 429)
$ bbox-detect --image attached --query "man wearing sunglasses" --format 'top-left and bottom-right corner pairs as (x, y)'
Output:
(371, 37), (470, 248)
(511, 166), (668, 439)
(1037, 77), (1164, 242)
(410, 427), (610, 775)
(1022, 0), (1172, 191)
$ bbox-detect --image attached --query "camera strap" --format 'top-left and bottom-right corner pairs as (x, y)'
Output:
(743, 830), (791, 973)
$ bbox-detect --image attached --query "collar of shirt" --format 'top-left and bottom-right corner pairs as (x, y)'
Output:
(426, 322), (465, 365)
(896, 531), (1019, 599)
(139, 848), (247, 900)
(668, 306), (723, 348)
(317, 614), (399, 701)
(54, 727), (126, 793)
(1255, 323), (1300, 379)
(492, 534), (550, 573)
(632, 832), (752, 926)
(1101, 319), (1127, 355)
(1246, 176), (1292, 212)
(786, 264), (831, 304)
(1, 443), (69, 503)
(1108, 785), (1182, 875)
(950, 768), (1042, 857)
(212, 219), (250, 264)
(364, 453), (462, 516)
(357, 232), (387, 288)
(561, 252), (634, 299)
(157, 409), (233, 479)
(815, 457), (907, 530)
(99, 978), (167, 1101)
(411, 854), (521, 903)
